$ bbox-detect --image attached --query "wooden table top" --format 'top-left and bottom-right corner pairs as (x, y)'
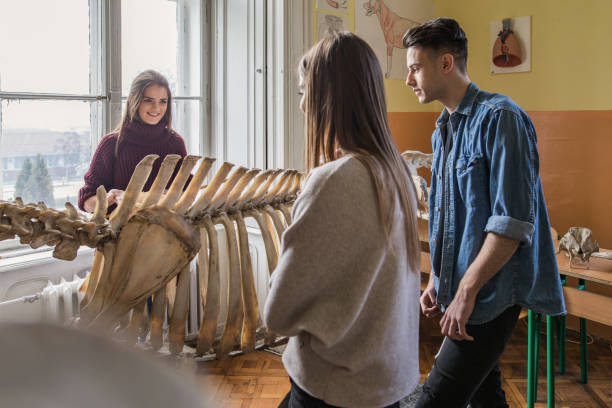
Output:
(556, 250), (612, 286)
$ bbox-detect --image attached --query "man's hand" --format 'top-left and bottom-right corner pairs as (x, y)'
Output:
(439, 287), (475, 341)
(420, 275), (441, 318)
(437, 232), (520, 342)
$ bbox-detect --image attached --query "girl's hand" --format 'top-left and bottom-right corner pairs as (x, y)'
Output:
(107, 189), (125, 206)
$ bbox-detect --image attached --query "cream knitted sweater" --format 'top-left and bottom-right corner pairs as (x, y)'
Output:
(264, 156), (420, 408)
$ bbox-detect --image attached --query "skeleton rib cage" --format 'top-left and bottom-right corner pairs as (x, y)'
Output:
(0, 154), (302, 359)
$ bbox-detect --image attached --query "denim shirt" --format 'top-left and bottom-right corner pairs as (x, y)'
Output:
(429, 83), (566, 324)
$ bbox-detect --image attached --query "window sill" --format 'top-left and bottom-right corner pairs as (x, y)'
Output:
(0, 247), (95, 274)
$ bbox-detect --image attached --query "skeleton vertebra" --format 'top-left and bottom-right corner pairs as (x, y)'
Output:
(0, 155), (301, 359)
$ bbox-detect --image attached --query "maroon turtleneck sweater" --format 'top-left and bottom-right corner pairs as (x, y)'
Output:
(78, 119), (188, 212)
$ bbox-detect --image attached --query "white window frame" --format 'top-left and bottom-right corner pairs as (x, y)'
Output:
(280, 0), (312, 171)
(209, 0), (309, 172)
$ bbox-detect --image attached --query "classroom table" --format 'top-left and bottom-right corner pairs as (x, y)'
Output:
(415, 218), (612, 408)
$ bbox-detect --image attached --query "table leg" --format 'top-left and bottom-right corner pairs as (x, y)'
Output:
(557, 315), (566, 374)
(578, 279), (588, 384)
(558, 275), (566, 374)
(546, 315), (555, 408)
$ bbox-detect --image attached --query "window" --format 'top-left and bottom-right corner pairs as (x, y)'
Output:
(121, 0), (203, 154)
(0, 0), (103, 208)
(0, 0), (307, 263)
(0, 0), (203, 259)
(209, 0), (305, 170)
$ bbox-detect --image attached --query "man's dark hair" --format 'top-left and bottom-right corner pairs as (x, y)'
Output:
(402, 18), (468, 73)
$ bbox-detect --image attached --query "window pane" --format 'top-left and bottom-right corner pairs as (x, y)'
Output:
(121, 0), (201, 97)
(172, 100), (202, 156)
(0, 100), (97, 208)
(122, 0), (178, 96)
(0, 0), (92, 94)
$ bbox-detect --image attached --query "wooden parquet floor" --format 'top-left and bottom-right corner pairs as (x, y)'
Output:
(196, 319), (612, 407)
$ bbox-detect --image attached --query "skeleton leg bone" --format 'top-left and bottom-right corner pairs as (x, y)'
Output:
(79, 242), (117, 324)
(80, 249), (104, 309)
(127, 301), (147, 345)
(245, 210), (278, 275)
(277, 203), (292, 226)
(263, 205), (286, 244)
(234, 213), (258, 352)
(244, 210), (279, 345)
(214, 213), (244, 359)
(166, 277), (177, 319)
(196, 216), (221, 356)
(150, 286), (167, 351)
(196, 226), (209, 351)
(169, 264), (192, 355)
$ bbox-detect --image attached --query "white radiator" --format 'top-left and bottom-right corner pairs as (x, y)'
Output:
(0, 275), (86, 324)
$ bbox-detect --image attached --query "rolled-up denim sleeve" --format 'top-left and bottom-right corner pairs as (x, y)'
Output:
(484, 109), (537, 246)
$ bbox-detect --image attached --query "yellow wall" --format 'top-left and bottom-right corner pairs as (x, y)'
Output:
(312, 0), (436, 112)
(313, 1), (612, 340)
(434, 0), (612, 341)
(312, 1), (612, 110)
(434, 0), (612, 111)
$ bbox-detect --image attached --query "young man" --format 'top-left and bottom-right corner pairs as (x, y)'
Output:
(403, 18), (566, 408)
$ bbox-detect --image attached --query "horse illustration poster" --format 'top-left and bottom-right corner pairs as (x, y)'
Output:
(490, 16), (531, 74)
(356, 0), (434, 79)
(317, 0), (348, 14)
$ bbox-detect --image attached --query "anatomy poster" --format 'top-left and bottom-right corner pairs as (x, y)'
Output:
(317, 12), (349, 41)
(490, 16), (531, 74)
(316, 0), (348, 14)
(356, 0), (434, 79)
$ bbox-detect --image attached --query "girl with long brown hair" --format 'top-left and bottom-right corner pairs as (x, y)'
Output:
(78, 70), (187, 213)
(264, 32), (421, 408)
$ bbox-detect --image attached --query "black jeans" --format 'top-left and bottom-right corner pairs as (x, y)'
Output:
(416, 304), (521, 408)
(279, 379), (400, 408)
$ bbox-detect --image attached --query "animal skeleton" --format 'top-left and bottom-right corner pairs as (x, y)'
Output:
(402, 150), (433, 219)
(0, 151), (432, 359)
(0, 154), (301, 359)
(557, 226), (612, 266)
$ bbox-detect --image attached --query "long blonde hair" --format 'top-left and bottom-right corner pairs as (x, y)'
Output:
(113, 70), (174, 157)
(299, 32), (420, 271)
